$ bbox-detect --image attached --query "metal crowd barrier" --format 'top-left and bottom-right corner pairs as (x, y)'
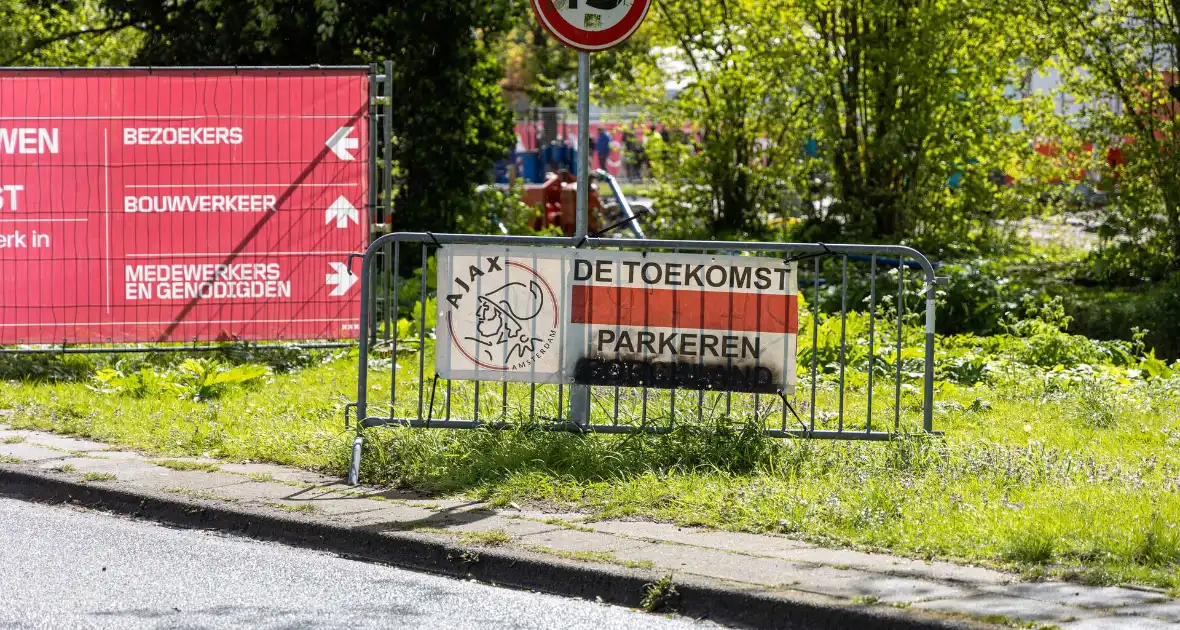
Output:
(346, 233), (943, 485)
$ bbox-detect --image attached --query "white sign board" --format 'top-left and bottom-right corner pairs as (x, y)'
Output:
(436, 246), (798, 394)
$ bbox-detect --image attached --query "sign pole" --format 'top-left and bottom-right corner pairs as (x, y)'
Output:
(569, 51), (592, 428)
(575, 51), (591, 240)
(526, 0), (652, 429)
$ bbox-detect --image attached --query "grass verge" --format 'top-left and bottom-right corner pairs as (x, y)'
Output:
(2, 319), (1179, 590)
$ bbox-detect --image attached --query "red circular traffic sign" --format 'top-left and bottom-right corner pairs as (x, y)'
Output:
(529, 0), (652, 52)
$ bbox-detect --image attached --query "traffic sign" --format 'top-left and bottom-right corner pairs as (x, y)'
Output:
(529, 0), (652, 52)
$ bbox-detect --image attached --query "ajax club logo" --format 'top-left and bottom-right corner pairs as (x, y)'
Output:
(444, 256), (559, 371)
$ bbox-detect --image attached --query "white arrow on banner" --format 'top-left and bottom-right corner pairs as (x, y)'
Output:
(326, 126), (359, 161)
(326, 262), (359, 296)
(325, 195), (359, 229)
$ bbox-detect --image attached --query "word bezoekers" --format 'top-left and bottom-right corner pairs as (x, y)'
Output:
(122, 127), (244, 146)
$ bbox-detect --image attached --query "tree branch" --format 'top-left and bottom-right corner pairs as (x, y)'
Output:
(2, 21), (140, 66)
(655, 1), (715, 112)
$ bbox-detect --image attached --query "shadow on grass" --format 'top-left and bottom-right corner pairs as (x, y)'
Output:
(335, 417), (946, 497)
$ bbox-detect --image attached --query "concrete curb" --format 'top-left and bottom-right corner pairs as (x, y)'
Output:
(0, 465), (989, 630)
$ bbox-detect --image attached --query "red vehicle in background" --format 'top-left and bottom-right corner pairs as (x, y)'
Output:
(518, 169), (648, 239)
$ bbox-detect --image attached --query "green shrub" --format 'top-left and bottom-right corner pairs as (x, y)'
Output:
(1084, 237), (1173, 287)
(797, 311), (873, 373)
(1004, 529), (1057, 565)
(170, 360), (269, 401)
(1130, 516), (1180, 566)
(939, 354), (989, 385)
(935, 261), (1014, 336)
(213, 345), (318, 373)
(94, 367), (169, 399)
(0, 353), (97, 383)
(92, 359), (269, 402)
(1073, 388), (1119, 429)
(1066, 275), (1180, 361)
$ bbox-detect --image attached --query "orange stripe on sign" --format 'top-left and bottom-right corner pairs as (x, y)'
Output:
(571, 286), (798, 334)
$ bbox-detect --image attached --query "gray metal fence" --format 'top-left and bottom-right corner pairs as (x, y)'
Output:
(346, 232), (944, 485)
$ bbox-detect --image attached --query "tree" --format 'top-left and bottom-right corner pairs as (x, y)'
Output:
(628, 0), (1055, 246)
(1036, 0), (1180, 272)
(499, 7), (650, 146)
(637, 0), (816, 240)
(796, 0), (1048, 246)
(503, 19), (577, 146)
(105, 0), (518, 234)
(376, 3), (518, 235)
(1, 0), (140, 67)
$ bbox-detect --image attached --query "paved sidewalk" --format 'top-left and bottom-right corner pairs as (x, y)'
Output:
(2, 424), (1177, 630)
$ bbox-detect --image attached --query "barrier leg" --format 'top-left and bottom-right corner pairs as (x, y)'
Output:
(347, 435), (364, 486)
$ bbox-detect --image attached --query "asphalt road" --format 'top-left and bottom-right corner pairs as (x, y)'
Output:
(0, 497), (710, 630)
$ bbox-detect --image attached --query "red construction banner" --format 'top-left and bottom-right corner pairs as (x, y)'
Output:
(0, 69), (369, 345)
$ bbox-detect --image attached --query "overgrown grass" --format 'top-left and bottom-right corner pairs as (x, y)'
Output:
(150, 459), (222, 473)
(642, 575), (679, 613)
(537, 517), (595, 533)
(527, 546), (655, 570)
(2, 313), (1179, 590)
(166, 487), (239, 503)
(460, 530), (511, 547)
(0, 354), (351, 469)
(1005, 531), (1057, 565)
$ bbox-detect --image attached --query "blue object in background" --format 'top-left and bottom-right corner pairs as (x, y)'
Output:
(947, 157), (980, 189)
(519, 151), (542, 183)
(597, 128), (611, 165)
(804, 138), (819, 158)
(492, 160), (511, 184)
(517, 141), (584, 181)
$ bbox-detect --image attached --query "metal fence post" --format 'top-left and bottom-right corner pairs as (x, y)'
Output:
(568, 52), (592, 429)
(367, 63), (380, 347)
(348, 246), (375, 486)
(923, 278), (938, 434)
(382, 60), (395, 342)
